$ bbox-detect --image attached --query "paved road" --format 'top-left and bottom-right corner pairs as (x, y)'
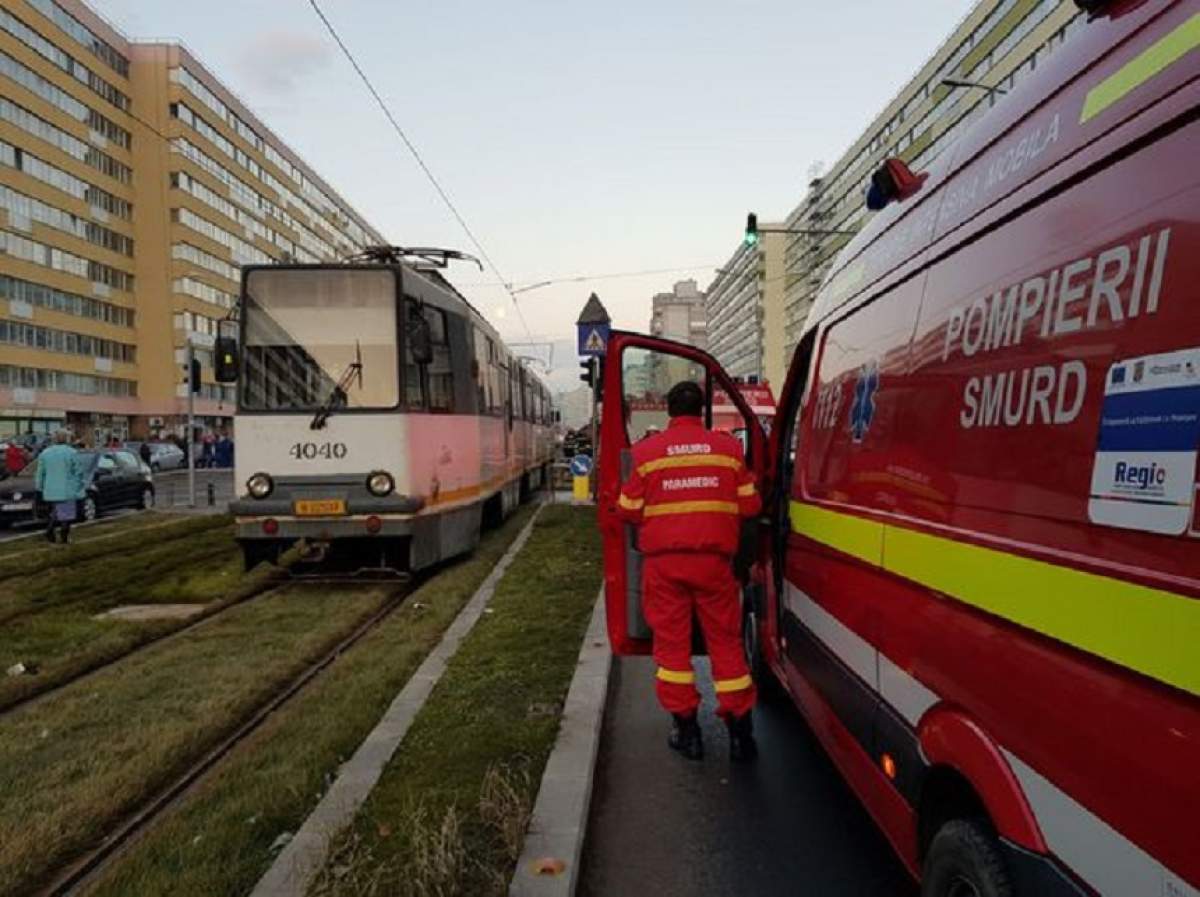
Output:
(579, 656), (916, 897)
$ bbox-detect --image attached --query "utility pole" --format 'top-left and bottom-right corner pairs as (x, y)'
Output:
(186, 339), (196, 509)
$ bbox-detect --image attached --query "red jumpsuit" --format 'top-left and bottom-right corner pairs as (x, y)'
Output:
(617, 415), (761, 719)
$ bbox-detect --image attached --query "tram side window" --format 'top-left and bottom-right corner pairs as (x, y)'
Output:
(486, 338), (503, 415)
(474, 330), (489, 412)
(404, 300), (425, 409)
(423, 306), (453, 412)
(480, 335), (504, 414)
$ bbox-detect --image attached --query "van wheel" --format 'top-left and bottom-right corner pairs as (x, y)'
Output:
(140, 487), (155, 510)
(921, 819), (1013, 897)
(741, 588), (778, 697)
(80, 496), (98, 522)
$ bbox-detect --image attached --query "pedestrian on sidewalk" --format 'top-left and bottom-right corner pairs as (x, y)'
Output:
(4, 440), (28, 479)
(34, 430), (86, 544)
(616, 381), (761, 763)
(214, 430), (233, 469)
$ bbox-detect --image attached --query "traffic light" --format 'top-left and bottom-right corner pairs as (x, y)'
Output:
(214, 335), (239, 383)
(744, 212), (759, 247)
(189, 357), (202, 394)
(579, 357), (605, 398)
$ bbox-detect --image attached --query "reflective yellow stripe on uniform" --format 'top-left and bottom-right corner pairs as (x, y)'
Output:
(644, 500), (739, 518)
(618, 493), (644, 510)
(657, 667), (696, 685)
(637, 454), (742, 476)
(737, 482), (757, 497)
(789, 500), (1200, 698)
(714, 674), (753, 693)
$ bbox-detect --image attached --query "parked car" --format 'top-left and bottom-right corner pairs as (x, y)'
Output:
(0, 449), (155, 528)
(124, 441), (185, 472)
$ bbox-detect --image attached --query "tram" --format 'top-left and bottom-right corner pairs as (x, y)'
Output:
(220, 247), (556, 573)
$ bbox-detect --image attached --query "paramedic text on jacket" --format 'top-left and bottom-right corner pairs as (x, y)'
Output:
(617, 380), (762, 762)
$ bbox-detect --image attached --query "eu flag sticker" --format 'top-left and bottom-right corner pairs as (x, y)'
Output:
(1089, 347), (1200, 535)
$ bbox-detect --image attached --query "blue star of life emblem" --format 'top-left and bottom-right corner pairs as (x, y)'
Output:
(849, 363), (879, 443)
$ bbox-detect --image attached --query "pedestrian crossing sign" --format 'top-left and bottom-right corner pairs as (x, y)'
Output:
(577, 323), (610, 357)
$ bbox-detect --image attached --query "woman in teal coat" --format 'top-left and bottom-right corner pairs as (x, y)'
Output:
(34, 430), (86, 544)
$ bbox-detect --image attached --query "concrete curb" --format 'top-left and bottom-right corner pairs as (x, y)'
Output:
(250, 506), (544, 897)
(509, 587), (611, 897)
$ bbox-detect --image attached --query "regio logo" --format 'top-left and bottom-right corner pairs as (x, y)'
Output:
(1113, 460), (1167, 490)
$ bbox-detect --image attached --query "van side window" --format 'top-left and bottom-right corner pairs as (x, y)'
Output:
(801, 281), (923, 511)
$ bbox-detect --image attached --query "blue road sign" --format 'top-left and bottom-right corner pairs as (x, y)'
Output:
(577, 323), (610, 357)
(570, 454), (593, 477)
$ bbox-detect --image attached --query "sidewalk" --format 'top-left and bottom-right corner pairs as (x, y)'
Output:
(577, 657), (915, 897)
(154, 468), (234, 513)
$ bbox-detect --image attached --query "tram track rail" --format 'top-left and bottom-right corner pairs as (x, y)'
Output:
(35, 579), (414, 897)
(0, 568), (289, 718)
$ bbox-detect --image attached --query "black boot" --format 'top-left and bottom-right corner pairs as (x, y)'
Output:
(58, 522), (71, 544)
(668, 713), (704, 761)
(44, 522), (56, 544)
(726, 712), (758, 763)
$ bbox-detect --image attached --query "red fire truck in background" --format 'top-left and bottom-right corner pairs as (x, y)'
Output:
(598, 3), (1200, 895)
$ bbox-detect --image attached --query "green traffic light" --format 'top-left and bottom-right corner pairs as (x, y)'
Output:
(744, 212), (759, 246)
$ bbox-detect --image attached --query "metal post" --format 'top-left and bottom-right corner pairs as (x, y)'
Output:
(207, 481), (215, 507)
(589, 357), (598, 500)
(187, 340), (196, 509)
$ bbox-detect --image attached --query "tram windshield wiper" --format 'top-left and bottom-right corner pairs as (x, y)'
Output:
(310, 341), (364, 430)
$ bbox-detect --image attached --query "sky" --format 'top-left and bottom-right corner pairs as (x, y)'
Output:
(92, 0), (976, 390)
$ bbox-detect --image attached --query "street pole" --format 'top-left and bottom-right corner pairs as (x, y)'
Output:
(589, 357), (598, 500)
(186, 340), (196, 509)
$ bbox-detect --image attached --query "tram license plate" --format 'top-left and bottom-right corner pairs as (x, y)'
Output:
(293, 499), (346, 517)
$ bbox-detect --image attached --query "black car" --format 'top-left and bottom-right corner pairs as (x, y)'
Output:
(0, 449), (155, 528)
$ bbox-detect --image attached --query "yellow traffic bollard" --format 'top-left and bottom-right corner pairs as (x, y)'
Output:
(572, 475), (590, 502)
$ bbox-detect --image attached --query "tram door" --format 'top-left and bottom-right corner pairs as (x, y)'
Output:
(596, 331), (767, 655)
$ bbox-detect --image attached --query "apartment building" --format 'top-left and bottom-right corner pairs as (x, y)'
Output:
(0, 0), (383, 444)
(643, 278), (708, 396)
(705, 226), (787, 390)
(781, 0), (1088, 356)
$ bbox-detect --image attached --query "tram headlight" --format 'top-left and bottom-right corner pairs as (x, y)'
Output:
(247, 472), (273, 499)
(366, 471), (395, 497)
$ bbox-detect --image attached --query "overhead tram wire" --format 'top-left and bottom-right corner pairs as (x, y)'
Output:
(306, 0), (533, 342)
(458, 263), (728, 293)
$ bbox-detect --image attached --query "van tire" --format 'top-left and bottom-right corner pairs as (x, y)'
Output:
(741, 589), (780, 699)
(921, 818), (1013, 897)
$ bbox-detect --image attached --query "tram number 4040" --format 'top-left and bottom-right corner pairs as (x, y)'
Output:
(289, 441), (348, 460)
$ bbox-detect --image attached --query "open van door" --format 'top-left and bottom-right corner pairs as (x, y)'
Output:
(597, 331), (769, 655)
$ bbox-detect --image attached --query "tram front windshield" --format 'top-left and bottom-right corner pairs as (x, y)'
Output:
(240, 268), (399, 412)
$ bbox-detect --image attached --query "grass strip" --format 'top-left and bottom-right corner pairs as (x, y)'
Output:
(0, 513), (226, 580)
(0, 545), (282, 712)
(0, 511), (167, 557)
(307, 504), (602, 897)
(83, 504), (552, 897)
(0, 581), (393, 897)
(0, 518), (236, 625)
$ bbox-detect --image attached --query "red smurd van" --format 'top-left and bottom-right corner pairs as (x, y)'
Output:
(598, 2), (1200, 895)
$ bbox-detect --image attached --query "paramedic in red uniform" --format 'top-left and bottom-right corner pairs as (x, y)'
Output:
(617, 381), (761, 762)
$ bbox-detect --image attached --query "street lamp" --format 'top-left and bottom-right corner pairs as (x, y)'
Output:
(941, 77), (1007, 97)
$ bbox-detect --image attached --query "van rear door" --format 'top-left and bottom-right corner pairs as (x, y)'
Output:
(597, 331), (767, 655)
